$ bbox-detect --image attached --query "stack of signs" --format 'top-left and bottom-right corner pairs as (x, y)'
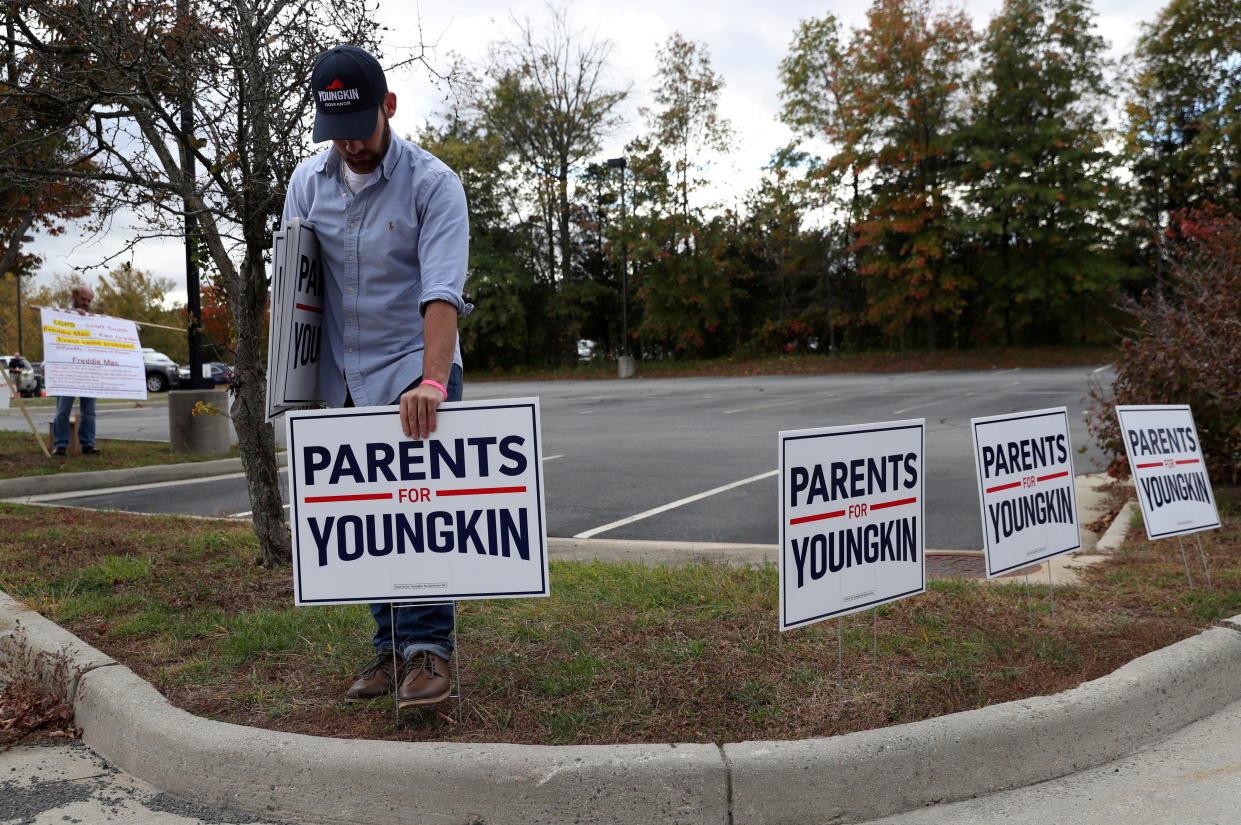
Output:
(285, 398), (550, 606)
(40, 308), (146, 400)
(779, 419), (925, 631)
(971, 408), (1080, 578)
(266, 218), (324, 420)
(1116, 405), (1219, 539)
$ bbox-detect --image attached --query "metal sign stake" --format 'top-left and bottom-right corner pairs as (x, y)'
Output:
(1176, 536), (1195, 589)
(871, 608), (878, 668)
(389, 604), (400, 725)
(836, 618), (844, 701)
(450, 602), (463, 722)
(1194, 534), (1214, 590)
(1046, 564), (1056, 621)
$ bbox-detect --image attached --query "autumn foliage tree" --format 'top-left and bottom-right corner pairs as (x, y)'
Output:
(0, 6), (93, 296)
(849, 0), (975, 347)
(781, 0), (975, 348)
(93, 263), (186, 361)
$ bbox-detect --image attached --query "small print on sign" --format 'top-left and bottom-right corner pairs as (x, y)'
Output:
(286, 398), (550, 606)
(778, 419), (926, 631)
(1116, 405), (1219, 540)
(971, 407), (1080, 578)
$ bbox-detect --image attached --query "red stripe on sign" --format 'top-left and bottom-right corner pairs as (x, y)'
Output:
(436, 486), (527, 497)
(1135, 462), (1162, 469)
(986, 481), (1022, 493)
(294, 303), (322, 313)
(1175, 459), (1200, 465)
(304, 493), (393, 503)
(790, 510), (846, 526)
(871, 497), (917, 510)
(1037, 470), (1069, 482)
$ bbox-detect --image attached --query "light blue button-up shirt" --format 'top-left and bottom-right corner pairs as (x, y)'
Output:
(281, 132), (469, 407)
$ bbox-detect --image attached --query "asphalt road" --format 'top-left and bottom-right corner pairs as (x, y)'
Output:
(6, 366), (1112, 550)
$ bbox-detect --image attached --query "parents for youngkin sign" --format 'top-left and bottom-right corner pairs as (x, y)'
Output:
(286, 399), (549, 606)
(1116, 405), (1219, 540)
(971, 407), (1081, 578)
(779, 419), (926, 631)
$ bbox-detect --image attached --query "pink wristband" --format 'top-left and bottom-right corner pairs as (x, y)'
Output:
(420, 378), (448, 399)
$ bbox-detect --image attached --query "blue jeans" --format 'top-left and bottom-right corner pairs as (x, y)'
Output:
(52, 396), (96, 450)
(366, 364), (463, 661)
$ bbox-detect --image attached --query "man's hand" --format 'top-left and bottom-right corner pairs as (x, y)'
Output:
(399, 382), (445, 439)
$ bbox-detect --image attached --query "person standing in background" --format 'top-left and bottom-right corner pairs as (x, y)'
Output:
(51, 285), (101, 457)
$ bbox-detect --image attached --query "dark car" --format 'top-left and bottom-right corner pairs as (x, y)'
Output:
(177, 362), (234, 386)
(142, 348), (180, 393)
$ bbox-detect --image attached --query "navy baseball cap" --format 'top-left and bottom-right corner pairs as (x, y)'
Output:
(310, 46), (388, 142)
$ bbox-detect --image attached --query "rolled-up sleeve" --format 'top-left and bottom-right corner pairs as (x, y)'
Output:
(416, 171), (469, 316)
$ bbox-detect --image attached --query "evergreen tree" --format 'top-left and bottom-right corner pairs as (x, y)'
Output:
(961, 0), (1123, 344)
(1125, 0), (1241, 241)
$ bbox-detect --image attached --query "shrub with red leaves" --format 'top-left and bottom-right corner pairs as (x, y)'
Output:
(1088, 211), (1241, 485)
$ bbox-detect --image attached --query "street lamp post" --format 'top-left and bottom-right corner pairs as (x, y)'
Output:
(605, 157), (633, 378)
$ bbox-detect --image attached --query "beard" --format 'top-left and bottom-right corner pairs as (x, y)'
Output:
(341, 117), (391, 174)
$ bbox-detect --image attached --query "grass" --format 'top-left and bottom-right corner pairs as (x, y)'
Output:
(0, 429), (239, 479)
(1, 396), (169, 410)
(469, 345), (1116, 382)
(1, 488), (1238, 746)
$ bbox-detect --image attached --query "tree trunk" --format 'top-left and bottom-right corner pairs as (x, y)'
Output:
(557, 165), (572, 285)
(232, 255), (290, 568)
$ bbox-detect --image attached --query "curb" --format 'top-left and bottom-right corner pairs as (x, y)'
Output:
(1096, 499), (1138, 553)
(3, 588), (1240, 825)
(0, 453), (287, 500)
(726, 624), (1241, 824)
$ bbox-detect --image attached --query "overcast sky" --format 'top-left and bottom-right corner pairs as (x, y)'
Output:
(25, 0), (1165, 304)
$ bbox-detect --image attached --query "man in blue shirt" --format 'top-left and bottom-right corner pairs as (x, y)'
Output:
(283, 45), (470, 708)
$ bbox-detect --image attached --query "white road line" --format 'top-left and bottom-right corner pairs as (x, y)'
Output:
(1093, 364), (1113, 374)
(6, 471), (249, 503)
(892, 396), (960, 415)
(543, 454), (565, 461)
(573, 469), (778, 539)
(229, 503), (291, 519)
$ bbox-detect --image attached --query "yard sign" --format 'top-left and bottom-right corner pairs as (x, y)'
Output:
(286, 398), (549, 606)
(779, 419), (925, 631)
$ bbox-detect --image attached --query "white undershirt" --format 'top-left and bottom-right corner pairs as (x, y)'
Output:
(342, 165), (377, 195)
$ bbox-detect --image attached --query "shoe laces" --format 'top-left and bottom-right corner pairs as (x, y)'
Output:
(359, 650), (398, 679)
(401, 651), (443, 679)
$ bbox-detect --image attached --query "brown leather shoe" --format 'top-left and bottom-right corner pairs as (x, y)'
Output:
(344, 651), (398, 701)
(398, 651), (451, 708)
